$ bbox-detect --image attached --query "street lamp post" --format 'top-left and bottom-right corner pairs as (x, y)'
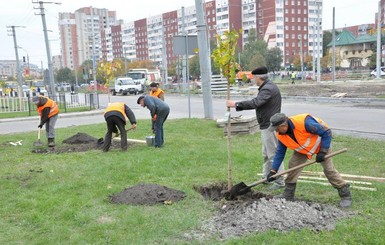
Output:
(298, 35), (304, 81)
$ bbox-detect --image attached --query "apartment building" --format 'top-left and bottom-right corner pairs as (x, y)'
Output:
(58, 0), (323, 70)
(59, 7), (117, 70)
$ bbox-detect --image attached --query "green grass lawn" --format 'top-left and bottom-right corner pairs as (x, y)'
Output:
(1, 119), (384, 244)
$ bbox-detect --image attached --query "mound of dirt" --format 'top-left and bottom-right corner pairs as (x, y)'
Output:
(62, 132), (98, 144)
(186, 183), (355, 241)
(110, 183), (186, 205)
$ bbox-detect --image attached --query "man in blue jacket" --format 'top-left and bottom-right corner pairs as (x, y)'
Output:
(137, 95), (170, 148)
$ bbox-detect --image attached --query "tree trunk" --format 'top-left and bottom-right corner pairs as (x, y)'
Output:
(226, 79), (233, 190)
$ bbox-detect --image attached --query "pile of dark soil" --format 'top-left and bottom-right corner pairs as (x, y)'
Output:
(31, 132), (126, 154)
(110, 183), (186, 205)
(62, 132), (98, 144)
(186, 183), (355, 241)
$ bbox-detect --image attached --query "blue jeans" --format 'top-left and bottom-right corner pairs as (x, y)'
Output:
(154, 108), (170, 147)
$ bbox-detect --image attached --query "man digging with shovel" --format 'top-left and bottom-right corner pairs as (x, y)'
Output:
(266, 113), (352, 208)
(31, 96), (59, 147)
(102, 102), (137, 152)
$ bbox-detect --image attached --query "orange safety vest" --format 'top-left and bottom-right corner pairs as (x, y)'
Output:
(277, 113), (329, 159)
(150, 88), (164, 99)
(104, 102), (127, 122)
(37, 97), (59, 118)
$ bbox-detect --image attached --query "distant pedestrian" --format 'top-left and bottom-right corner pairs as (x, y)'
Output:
(102, 102), (137, 152)
(31, 95), (59, 147)
(291, 72), (296, 84)
(137, 95), (170, 148)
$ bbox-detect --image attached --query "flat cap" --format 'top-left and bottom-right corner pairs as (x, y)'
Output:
(251, 66), (268, 75)
(268, 113), (288, 132)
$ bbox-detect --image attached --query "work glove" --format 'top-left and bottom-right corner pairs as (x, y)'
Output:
(267, 170), (277, 182)
(316, 152), (326, 162)
(152, 114), (157, 122)
(38, 124), (43, 128)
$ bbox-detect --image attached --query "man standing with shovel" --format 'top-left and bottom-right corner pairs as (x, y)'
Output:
(266, 113), (352, 208)
(226, 66), (284, 190)
(31, 96), (59, 147)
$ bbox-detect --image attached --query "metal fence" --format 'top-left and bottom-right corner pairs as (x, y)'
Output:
(0, 93), (99, 114)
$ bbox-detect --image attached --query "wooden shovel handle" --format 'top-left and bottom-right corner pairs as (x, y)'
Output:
(38, 128), (41, 140)
(248, 148), (348, 188)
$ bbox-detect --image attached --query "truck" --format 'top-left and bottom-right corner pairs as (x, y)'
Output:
(127, 69), (161, 89)
(110, 77), (144, 96)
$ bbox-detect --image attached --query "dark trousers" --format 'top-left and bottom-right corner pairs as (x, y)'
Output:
(103, 116), (127, 151)
(154, 108), (170, 147)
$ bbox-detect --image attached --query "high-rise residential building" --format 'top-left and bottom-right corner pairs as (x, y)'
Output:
(58, 0), (323, 71)
(59, 7), (117, 70)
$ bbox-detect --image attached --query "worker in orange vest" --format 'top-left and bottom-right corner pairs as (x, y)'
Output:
(266, 113), (351, 208)
(102, 102), (137, 152)
(31, 95), (59, 147)
(149, 82), (165, 101)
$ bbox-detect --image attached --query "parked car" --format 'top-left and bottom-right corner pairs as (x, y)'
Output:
(370, 67), (385, 77)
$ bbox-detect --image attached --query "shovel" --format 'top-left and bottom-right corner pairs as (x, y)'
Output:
(114, 127), (134, 137)
(226, 148), (347, 200)
(33, 128), (43, 147)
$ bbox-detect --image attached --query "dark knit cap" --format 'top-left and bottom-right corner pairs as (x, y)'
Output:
(251, 66), (268, 75)
(137, 95), (145, 104)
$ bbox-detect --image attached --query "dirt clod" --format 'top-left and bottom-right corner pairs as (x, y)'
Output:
(110, 183), (186, 205)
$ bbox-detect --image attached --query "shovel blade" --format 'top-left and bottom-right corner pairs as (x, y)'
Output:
(226, 182), (252, 199)
(33, 140), (43, 147)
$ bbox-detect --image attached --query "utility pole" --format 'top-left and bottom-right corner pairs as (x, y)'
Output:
(181, 7), (187, 93)
(316, 2), (321, 83)
(376, 1), (382, 78)
(90, 6), (98, 99)
(298, 34), (304, 81)
(7, 26), (25, 100)
(332, 7), (336, 82)
(195, 0), (213, 119)
(161, 27), (168, 85)
(33, 1), (61, 98)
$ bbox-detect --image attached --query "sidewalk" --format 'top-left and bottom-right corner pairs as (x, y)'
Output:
(0, 109), (105, 123)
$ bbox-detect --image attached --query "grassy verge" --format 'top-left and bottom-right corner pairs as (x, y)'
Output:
(0, 119), (384, 244)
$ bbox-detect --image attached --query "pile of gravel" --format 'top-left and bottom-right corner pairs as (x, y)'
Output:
(186, 198), (354, 241)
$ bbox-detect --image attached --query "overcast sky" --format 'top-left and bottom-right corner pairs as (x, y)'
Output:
(0, 0), (378, 67)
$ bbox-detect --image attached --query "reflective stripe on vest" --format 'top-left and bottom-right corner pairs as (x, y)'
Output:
(104, 102), (127, 122)
(277, 113), (328, 159)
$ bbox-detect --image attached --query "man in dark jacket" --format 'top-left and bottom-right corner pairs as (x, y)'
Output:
(137, 95), (170, 148)
(31, 95), (59, 147)
(103, 102), (137, 152)
(226, 66), (284, 190)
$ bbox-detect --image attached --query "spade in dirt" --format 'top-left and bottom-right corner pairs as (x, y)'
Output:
(225, 148), (347, 200)
(33, 128), (44, 148)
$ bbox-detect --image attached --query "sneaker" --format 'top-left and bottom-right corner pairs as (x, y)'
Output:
(268, 183), (285, 191)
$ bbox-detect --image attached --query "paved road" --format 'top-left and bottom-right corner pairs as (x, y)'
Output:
(1, 94), (384, 140)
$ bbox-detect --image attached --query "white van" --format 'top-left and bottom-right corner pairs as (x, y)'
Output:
(370, 67), (385, 77)
(112, 77), (143, 95)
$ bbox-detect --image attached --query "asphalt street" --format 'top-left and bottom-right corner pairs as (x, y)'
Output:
(1, 94), (384, 140)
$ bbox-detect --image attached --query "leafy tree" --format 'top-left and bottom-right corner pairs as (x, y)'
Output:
(240, 29), (268, 71)
(55, 67), (75, 84)
(211, 29), (241, 190)
(189, 55), (200, 79)
(266, 47), (283, 73)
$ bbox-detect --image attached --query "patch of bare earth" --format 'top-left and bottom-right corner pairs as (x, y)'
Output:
(31, 132), (127, 154)
(185, 183), (354, 242)
(109, 183), (186, 205)
(280, 82), (385, 98)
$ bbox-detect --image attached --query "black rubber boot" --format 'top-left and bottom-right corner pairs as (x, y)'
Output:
(274, 183), (296, 201)
(337, 183), (352, 208)
(48, 138), (55, 147)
